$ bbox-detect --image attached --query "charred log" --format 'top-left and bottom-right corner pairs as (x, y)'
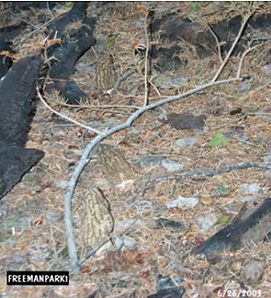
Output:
(149, 13), (271, 71)
(45, 2), (96, 104)
(0, 55), (42, 146)
(0, 56), (44, 199)
(192, 198), (271, 255)
(0, 141), (44, 199)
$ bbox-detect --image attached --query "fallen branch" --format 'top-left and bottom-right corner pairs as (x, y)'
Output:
(143, 10), (150, 106)
(16, 9), (67, 47)
(37, 91), (101, 134)
(78, 236), (110, 266)
(212, 11), (253, 82)
(59, 76), (242, 273)
(131, 162), (271, 202)
(38, 8), (261, 273)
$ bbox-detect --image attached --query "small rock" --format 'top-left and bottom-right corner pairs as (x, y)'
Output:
(264, 154), (271, 163)
(54, 130), (66, 137)
(54, 180), (69, 189)
(242, 260), (265, 284)
(46, 211), (63, 222)
(166, 196), (199, 210)
(156, 274), (183, 290)
(161, 159), (184, 172)
(239, 183), (261, 193)
(242, 195), (257, 202)
(160, 77), (185, 89)
(134, 200), (152, 212)
(235, 82), (250, 93)
(116, 219), (144, 229)
(26, 243), (50, 262)
(115, 235), (137, 249)
(264, 170), (271, 179)
(4, 253), (29, 271)
(175, 136), (195, 148)
(147, 287), (185, 298)
(122, 235), (137, 248)
(196, 214), (217, 232)
(138, 155), (166, 167)
(264, 154), (271, 177)
(262, 64), (271, 76)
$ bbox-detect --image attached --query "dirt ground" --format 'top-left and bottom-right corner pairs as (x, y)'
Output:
(1, 2), (271, 297)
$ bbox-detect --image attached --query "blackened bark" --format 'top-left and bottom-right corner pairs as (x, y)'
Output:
(0, 56), (44, 199)
(192, 198), (271, 255)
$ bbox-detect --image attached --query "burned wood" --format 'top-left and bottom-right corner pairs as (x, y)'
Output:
(45, 2), (96, 104)
(1, 3), (96, 104)
(0, 55), (42, 146)
(0, 56), (44, 199)
(192, 198), (271, 255)
(0, 2), (97, 197)
(149, 13), (271, 71)
(0, 141), (44, 200)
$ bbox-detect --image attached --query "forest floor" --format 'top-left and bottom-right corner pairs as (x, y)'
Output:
(1, 2), (271, 297)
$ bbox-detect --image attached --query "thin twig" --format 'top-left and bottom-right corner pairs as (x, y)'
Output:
(16, 11), (67, 47)
(149, 80), (162, 97)
(206, 23), (224, 63)
(47, 1), (55, 19)
(114, 68), (137, 90)
(143, 11), (150, 106)
(47, 96), (141, 110)
(130, 162), (271, 202)
(237, 43), (262, 78)
(62, 16), (257, 269)
(78, 237), (110, 266)
(212, 12), (253, 82)
(146, 162), (271, 191)
(47, 222), (65, 271)
(37, 91), (102, 134)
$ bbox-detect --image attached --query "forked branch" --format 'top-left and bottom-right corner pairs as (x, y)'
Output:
(38, 10), (260, 273)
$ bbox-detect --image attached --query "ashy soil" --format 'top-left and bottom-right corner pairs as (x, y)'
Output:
(1, 2), (271, 297)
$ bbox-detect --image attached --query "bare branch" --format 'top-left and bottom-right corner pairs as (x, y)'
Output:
(212, 12), (253, 82)
(16, 10), (67, 48)
(47, 96), (141, 110)
(78, 237), (110, 266)
(206, 23), (224, 63)
(36, 9), (261, 273)
(237, 43), (262, 78)
(143, 12), (150, 106)
(37, 90), (102, 134)
(63, 76), (241, 272)
(145, 162), (271, 194)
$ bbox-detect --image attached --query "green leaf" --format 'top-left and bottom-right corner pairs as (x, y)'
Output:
(228, 92), (240, 99)
(58, 246), (69, 258)
(216, 215), (230, 223)
(219, 186), (229, 196)
(104, 117), (119, 127)
(191, 2), (201, 9)
(65, 2), (72, 9)
(107, 36), (116, 47)
(208, 131), (230, 147)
